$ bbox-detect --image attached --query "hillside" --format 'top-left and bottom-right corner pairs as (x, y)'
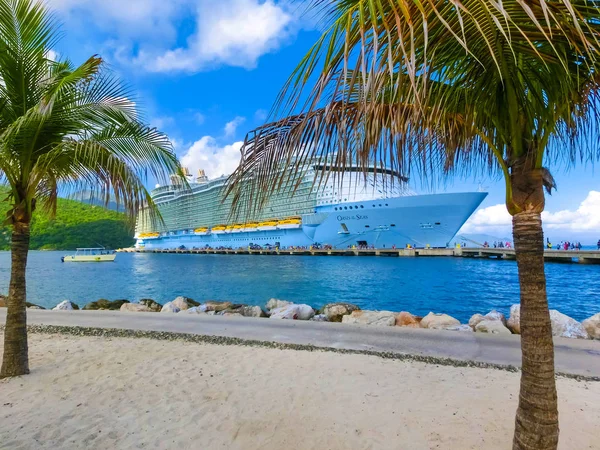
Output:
(0, 187), (135, 250)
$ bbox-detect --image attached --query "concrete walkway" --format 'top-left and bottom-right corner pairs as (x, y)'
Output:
(2, 309), (599, 377)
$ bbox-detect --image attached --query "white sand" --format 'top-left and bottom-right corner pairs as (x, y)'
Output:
(1, 333), (599, 450)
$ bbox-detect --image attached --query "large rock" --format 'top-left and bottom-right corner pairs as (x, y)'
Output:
(469, 310), (507, 330)
(184, 305), (209, 314)
(161, 301), (180, 313)
(203, 301), (233, 312)
(83, 299), (129, 311)
(269, 304), (315, 320)
(582, 313), (600, 340)
(26, 302), (45, 310)
(52, 300), (79, 311)
(266, 298), (293, 311)
(395, 311), (420, 328)
(341, 310), (396, 326)
(235, 305), (267, 318)
(120, 303), (152, 312)
(139, 299), (163, 312)
(475, 320), (511, 335)
(319, 302), (360, 322)
(445, 324), (473, 332)
(172, 296), (200, 310)
(420, 312), (460, 330)
(507, 304), (521, 334)
(310, 314), (329, 322)
(549, 310), (589, 339)
(468, 314), (486, 330)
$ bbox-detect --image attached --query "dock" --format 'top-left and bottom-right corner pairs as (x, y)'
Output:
(118, 247), (600, 264)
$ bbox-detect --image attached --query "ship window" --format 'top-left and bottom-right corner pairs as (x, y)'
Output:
(379, 204), (382, 207)
(344, 206), (348, 210)
(335, 207), (338, 211)
(435, 222), (441, 225)
(365, 225), (370, 228)
(360, 205), (364, 208)
(391, 224), (396, 227)
(385, 203), (388, 206)
(349, 206), (353, 209)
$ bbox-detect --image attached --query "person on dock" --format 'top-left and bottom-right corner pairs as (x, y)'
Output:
(546, 238), (552, 249)
(597, 239), (600, 250)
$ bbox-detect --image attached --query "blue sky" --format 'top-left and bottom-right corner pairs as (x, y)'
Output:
(48, 0), (599, 242)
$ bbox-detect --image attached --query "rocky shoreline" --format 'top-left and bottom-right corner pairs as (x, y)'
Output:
(3, 294), (598, 340)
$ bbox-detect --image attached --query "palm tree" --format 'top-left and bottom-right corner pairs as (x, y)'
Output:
(0, 0), (180, 378)
(227, 1), (600, 449)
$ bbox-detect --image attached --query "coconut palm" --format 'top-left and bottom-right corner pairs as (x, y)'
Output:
(0, 0), (180, 378)
(227, 1), (600, 449)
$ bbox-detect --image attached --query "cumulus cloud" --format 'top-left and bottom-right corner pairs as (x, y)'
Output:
(224, 116), (246, 137)
(179, 136), (242, 179)
(460, 191), (600, 238)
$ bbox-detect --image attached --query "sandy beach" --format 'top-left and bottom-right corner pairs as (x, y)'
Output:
(1, 331), (599, 450)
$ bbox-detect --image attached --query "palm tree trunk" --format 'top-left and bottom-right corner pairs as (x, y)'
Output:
(0, 222), (31, 378)
(511, 211), (558, 449)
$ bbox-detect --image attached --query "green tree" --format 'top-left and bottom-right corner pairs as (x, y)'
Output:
(0, 0), (179, 378)
(227, 1), (600, 448)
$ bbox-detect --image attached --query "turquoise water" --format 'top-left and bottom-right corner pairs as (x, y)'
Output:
(0, 251), (598, 322)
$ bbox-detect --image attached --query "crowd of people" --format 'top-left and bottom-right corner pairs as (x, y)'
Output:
(482, 241), (512, 248)
(546, 238), (583, 250)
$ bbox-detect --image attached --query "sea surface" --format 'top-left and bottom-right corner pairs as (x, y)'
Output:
(0, 251), (599, 322)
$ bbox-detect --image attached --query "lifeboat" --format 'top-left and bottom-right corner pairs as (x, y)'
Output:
(211, 225), (227, 235)
(231, 224), (244, 233)
(138, 232), (160, 240)
(257, 220), (279, 231)
(194, 227), (209, 236)
(242, 222), (259, 232)
(276, 217), (302, 230)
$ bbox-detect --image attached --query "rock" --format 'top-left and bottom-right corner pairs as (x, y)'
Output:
(139, 299), (163, 312)
(25, 302), (45, 310)
(171, 296), (197, 311)
(475, 320), (511, 334)
(0, 294), (6, 307)
(582, 313), (600, 340)
(266, 298), (293, 311)
(203, 301), (233, 312)
(221, 311), (243, 317)
(269, 304), (315, 320)
(396, 311), (420, 327)
(120, 303), (152, 312)
(83, 299), (129, 311)
(468, 314), (486, 330)
(507, 304), (521, 334)
(52, 300), (79, 311)
(341, 310), (396, 326)
(446, 324), (474, 332)
(235, 305), (266, 318)
(484, 310), (507, 325)
(319, 302), (361, 322)
(420, 312), (460, 330)
(549, 310), (589, 339)
(184, 305), (209, 314)
(160, 301), (180, 313)
(310, 314), (329, 322)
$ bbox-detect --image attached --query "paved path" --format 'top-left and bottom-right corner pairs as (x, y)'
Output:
(2, 310), (600, 377)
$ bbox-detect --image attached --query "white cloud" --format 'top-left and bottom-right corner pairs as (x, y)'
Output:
(150, 116), (175, 130)
(194, 112), (206, 125)
(179, 136), (242, 179)
(460, 191), (600, 239)
(254, 108), (268, 122)
(224, 116), (246, 137)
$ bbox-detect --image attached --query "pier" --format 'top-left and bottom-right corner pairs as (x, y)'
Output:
(118, 247), (600, 264)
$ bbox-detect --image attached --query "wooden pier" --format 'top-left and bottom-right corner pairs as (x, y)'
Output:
(118, 247), (600, 263)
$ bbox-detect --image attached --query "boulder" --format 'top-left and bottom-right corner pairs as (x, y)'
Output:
(235, 305), (267, 318)
(83, 299), (129, 311)
(120, 303), (152, 312)
(53, 300), (79, 311)
(266, 298), (293, 311)
(139, 299), (163, 312)
(160, 301), (180, 313)
(221, 311), (243, 317)
(468, 314), (486, 330)
(26, 302), (45, 310)
(549, 310), (589, 339)
(310, 314), (329, 322)
(420, 312), (460, 330)
(341, 310), (396, 326)
(203, 301), (233, 312)
(445, 324), (474, 332)
(582, 313), (600, 340)
(184, 305), (209, 314)
(475, 320), (512, 335)
(319, 302), (361, 322)
(171, 296), (198, 311)
(507, 304), (521, 334)
(485, 310), (507, 325)
(395, 311), (420, 327)
(269, 304), (315, 320)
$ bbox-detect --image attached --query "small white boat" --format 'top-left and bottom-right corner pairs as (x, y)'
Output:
(62, 247), (116, 262)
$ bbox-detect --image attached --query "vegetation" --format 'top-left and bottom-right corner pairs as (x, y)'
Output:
(227, 1), (600, 449)
(0, 186), (134, 250)
(0, 0), (180, 379)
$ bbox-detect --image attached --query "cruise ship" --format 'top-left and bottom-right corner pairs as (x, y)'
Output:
(134, 163), (487, 250)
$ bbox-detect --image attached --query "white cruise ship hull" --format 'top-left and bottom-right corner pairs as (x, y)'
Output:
(136, 192), (486, 250)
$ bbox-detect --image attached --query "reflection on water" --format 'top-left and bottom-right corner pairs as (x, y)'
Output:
(0, 251), (598, 322)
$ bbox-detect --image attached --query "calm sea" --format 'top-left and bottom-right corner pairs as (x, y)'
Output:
(0, 251), (598, 322)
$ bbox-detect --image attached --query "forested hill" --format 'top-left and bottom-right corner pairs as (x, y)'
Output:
(0, 187), (135, 250)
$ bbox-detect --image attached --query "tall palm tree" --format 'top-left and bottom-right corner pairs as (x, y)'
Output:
(0, 0), (180, 378)
(227, 1), (600, 449)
